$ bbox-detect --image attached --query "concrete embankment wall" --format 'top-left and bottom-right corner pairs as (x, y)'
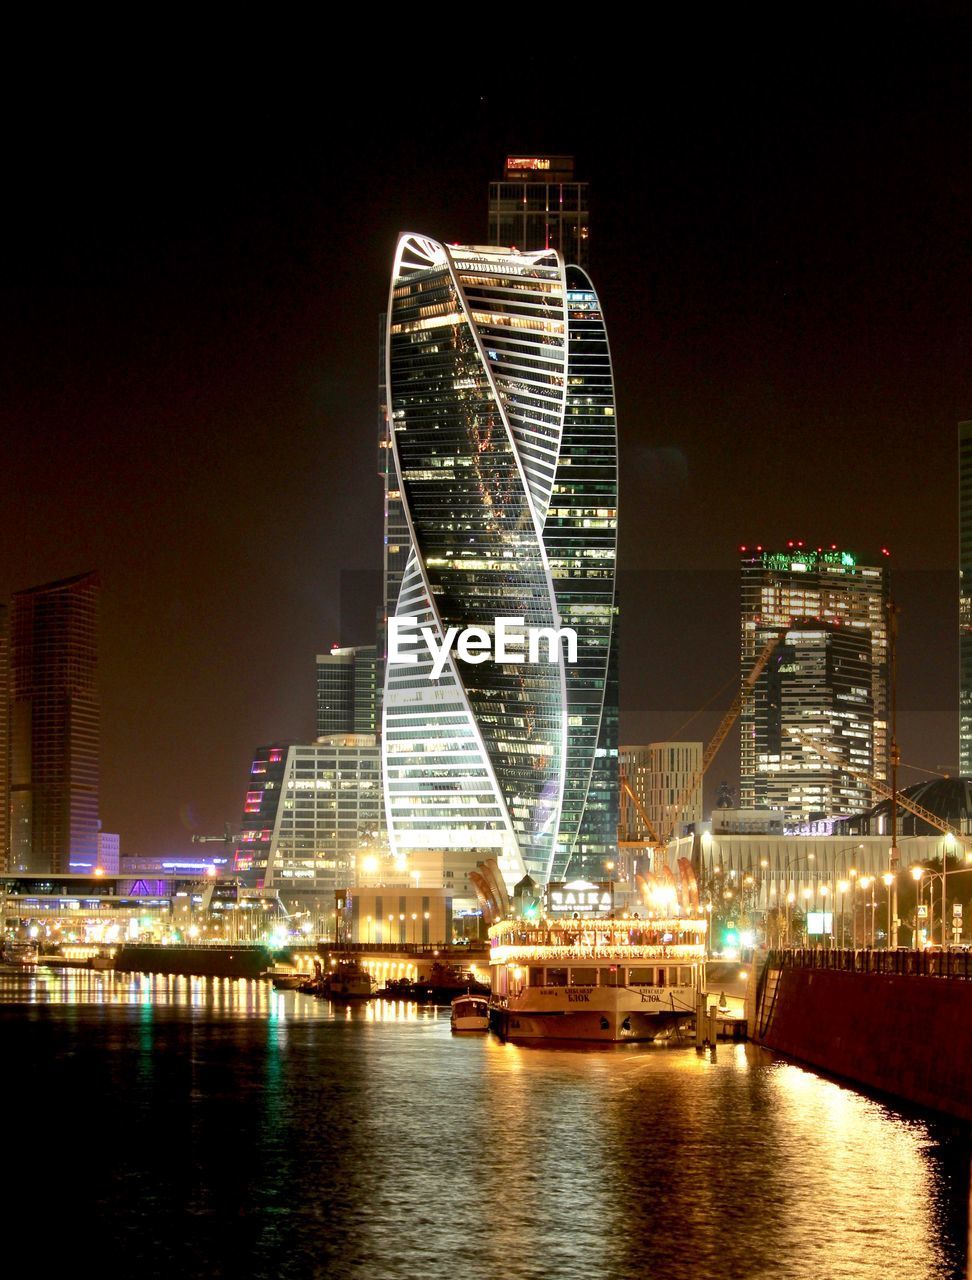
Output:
(114, 945), (271, 978)
(754, 964), (972, 1122)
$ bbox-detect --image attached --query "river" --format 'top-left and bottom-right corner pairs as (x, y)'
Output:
(2, 968), (967, 1279)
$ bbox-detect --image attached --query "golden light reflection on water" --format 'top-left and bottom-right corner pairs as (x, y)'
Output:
(0, 968), (444, 1022)
(0, 969), (966, 1279)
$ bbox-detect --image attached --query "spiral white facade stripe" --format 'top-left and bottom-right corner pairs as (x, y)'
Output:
(382, 235), (618, 887)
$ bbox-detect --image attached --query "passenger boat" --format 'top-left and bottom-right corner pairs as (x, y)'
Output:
(488, 914), (707, 1042)
(450, 994), (490, 1033)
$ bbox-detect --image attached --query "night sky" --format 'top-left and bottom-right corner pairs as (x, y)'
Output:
(3, 15), (971, 856)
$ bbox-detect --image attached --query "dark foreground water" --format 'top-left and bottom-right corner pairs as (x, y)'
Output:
(2, 968), (969, 1280)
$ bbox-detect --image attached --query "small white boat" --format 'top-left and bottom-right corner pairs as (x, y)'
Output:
(451, 994), (490, 1032)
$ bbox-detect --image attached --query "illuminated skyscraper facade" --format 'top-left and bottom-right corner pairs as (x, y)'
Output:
(740, 546), (889, 817)
(751, 623), (873, 824)
(382, 235), (617, 887)
(9, 572), (100, 873)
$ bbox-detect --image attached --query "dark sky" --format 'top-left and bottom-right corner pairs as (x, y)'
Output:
(2, 14), (971, 855)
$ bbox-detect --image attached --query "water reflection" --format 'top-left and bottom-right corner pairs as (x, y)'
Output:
(0, 972), (966, 1279)
(0, 968), (439, 1020)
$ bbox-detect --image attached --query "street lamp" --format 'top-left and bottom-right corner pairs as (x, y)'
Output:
(882, 872), (895, 949)
(859, 876), (874, 948)
(837, 880), (850, 948)
(820, 884), (831, 948)
(911, 865), (924, 949)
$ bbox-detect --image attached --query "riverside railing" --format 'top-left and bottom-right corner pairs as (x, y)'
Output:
(769, 948), (972, 979)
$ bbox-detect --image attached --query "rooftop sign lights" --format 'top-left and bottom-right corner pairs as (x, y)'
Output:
(757, 550), (858, 573)
(506, 157), (551, 171)
(546, 879), (613, 914)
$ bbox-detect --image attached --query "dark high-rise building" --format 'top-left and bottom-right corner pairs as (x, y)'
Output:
(316, 646), (378, 737)
(752, 622), (873, 824)
(9, 572), (100, 873)
(740, 546), (889, 816)
(960, 422), (972, 773)
(489, 156), (590, 269)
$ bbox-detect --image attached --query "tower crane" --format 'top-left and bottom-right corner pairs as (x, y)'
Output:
(789, 729), (968, 849)
(619, 630), (786, 855)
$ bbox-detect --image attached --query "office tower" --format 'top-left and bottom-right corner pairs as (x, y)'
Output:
(233, 736), (382, 909)
(233, 743), (290, 885)
(489, 156), (590, 268)
(752, 623), (873, 824)
(619, 743), (704, 842)
(960, 422), (972, 773)
(382, 235), (618, 888)
(316, 645), (378, 736)
(95, 831), (120, 874)
(9, 572), (100, 873)
(740, 546), (889, 814)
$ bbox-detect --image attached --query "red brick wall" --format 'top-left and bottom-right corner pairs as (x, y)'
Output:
(755, 966), (972, 1120)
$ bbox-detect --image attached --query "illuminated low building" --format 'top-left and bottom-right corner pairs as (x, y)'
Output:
(235, 736), (383, 916)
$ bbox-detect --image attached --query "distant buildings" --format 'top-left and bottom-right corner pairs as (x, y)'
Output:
(960, 422), (972, 773)
(619, 743), (703, 842)
(95, 831), (120, 875)
(316, 645), (378, 736)
(488, 155), (589, 268)
(234, 736), (382, 914)
(9, 572), (100, 873)
(740, 546), (889, 823)
(381, 235), (618, 888)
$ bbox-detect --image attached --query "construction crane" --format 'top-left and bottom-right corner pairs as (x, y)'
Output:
(619, 630), (786, 854)
(790, 729), (968, 849)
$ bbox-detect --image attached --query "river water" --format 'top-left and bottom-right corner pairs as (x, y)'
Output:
(2, 968), (968, 1279)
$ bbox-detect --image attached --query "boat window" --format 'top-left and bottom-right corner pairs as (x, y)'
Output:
(667, 967), (679, 987)
(627, 966), (656, 985)
(546, 967), (568, 987)
(678, 966), (693, 986)
(529, 967), (544, 987)
(600, 966), (622, 987)
(570, 967), (597, 986)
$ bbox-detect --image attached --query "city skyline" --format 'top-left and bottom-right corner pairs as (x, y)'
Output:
(2, 30), (969, 856)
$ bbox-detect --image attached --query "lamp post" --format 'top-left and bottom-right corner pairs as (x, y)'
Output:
(911, 865), (924, 949)
(858, 877), (873, 948)
(820, 883), (831, 948)
(882, 872), (895, 949)
(782, 852), (817, 943)
(837, 880), (850, 949)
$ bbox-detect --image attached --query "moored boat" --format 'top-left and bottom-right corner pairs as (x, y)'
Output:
(488, 914), (707, 1042)
(3, 940), (39, 967)
(451, 994), (489, 1032)
(268, 970), (305, 990)
(325, 958), (373, 1000)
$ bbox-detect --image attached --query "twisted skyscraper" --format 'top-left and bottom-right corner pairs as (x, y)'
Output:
(382, 235), (617, 887)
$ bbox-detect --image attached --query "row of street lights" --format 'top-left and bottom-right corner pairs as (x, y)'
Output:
(710, 839), (972, 949)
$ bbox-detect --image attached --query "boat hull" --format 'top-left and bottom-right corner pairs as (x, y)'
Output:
(491, 986), (694, 1043)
